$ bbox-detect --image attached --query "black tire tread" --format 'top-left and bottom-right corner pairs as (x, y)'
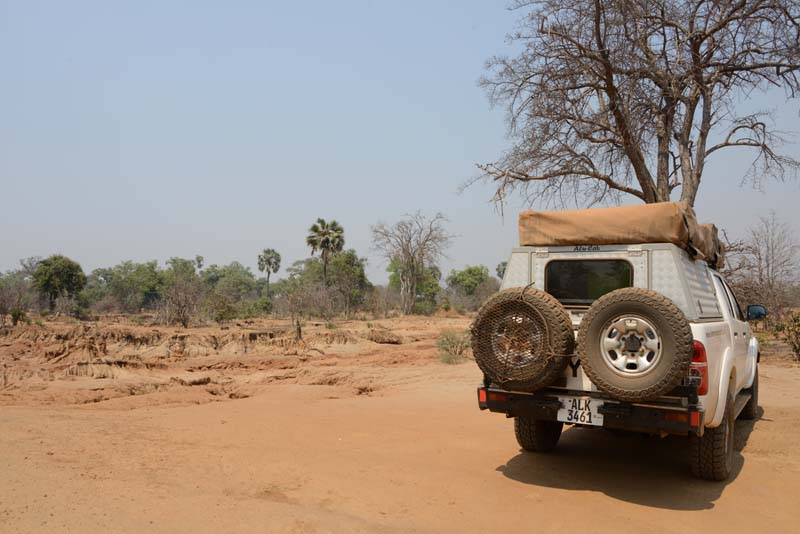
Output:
(472, 287), (574, 392)
(514, 416), (563, 452)
(690, 393), (734, 481)
(576, 288), (693, 402)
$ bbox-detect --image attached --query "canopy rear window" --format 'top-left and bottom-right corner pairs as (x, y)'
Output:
(545, 260), (632, 306)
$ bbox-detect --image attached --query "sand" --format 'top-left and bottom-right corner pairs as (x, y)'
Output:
(1, 316), (798, 533)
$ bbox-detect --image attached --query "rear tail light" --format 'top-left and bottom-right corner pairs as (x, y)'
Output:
(488, 392), (509, 403)
(478, 389), (510, 403)
(690, 411), (701, 427)
(689, 340), (709, 395)
(663, 411), (702, 427)
(663, 412), (689, 424)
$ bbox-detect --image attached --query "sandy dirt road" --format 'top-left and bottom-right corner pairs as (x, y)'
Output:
(2, 359), (799, 534)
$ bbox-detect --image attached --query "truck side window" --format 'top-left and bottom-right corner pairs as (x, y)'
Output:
(721, 279), (745, 321)
(545, 260), (632, 306)
(713, 275), (736, 319)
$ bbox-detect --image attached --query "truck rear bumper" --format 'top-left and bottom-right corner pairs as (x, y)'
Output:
(478, 386), (704, 437)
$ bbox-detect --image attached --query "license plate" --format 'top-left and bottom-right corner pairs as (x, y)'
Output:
(557, 396), (604, 426)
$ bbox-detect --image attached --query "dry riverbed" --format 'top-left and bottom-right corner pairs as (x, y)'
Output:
(1, 316), (798, 533)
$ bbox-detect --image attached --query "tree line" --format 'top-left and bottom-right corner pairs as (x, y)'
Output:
(0, 214), (501, 327)
(3, 209), (795, 343)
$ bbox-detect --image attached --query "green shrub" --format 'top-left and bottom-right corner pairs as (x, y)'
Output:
(213, 306), (238, 324)
(412, 300), (437, 316)
(71, 293), (91, 320)
(251, 296), (272, 314)
(206, 294), (237, 324)
(437, 329), (471, 364)
(10, 309), (28, 326)
(234, 296), (272, 319)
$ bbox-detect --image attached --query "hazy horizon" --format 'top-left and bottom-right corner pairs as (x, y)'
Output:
(2, 1), (798, 284)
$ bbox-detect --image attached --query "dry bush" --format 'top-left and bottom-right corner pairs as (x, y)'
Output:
(365, 327), (402, 345)
(366, 285), (401, 319)
(444, 278), (501, 313)
(273, 283), (339, 320)
(159, 278), (203, 328)
(724, 213), (799, 322)
(774, 312), (800, 361)
(437, 329), (471, 364)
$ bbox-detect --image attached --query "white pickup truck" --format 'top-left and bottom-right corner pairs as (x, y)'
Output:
(474, 205), (765, 481)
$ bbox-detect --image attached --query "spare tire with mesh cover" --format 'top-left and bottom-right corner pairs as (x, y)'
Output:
(577, 288), (693, 402)
(471, 287), (574, 392)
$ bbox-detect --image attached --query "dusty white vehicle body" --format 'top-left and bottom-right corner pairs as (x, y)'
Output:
(500, 243), (758, 429)
(475, 203), (762, 480)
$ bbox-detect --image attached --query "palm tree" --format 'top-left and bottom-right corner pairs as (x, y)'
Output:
(306, 218), (345, 284)
(257, 248), (281, 295)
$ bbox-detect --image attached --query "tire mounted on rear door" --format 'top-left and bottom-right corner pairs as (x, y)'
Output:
(471, 287), (574, 392)
(577, 288), (693, 402)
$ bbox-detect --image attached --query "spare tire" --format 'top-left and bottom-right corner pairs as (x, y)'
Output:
(471, 287), (574, 392)
(577, 288), (692, 402)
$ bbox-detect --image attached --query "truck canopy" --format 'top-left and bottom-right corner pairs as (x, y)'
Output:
(518, 201), (723, 268)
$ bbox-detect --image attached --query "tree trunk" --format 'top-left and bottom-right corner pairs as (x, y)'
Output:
(593, 0), (659, 204)
(655, 98), (675, 201)
(400, 270), (416, 315)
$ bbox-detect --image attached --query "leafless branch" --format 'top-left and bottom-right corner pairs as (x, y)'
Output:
(476, 0), (800, 208)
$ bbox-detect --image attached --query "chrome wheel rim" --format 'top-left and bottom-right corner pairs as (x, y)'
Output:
(599, 315), (662, 376)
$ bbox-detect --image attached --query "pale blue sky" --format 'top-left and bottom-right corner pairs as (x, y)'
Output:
(1, 1), (798, 283)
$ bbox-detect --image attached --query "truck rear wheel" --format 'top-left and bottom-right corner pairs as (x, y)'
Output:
(690, 393), (735, 481)
(576, 288), (693, 402)
(514, 416), (563, 452)
(472, 287), (573, 392)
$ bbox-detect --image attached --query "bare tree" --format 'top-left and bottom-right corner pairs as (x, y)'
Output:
(478, 0), (800, 207)
(161, 277), (203, 328)
(724, 212), (798, 317)
(371, 212), (453, 315)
